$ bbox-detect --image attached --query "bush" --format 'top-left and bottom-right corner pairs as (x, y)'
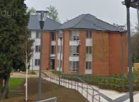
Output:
(52, 71), (139, 92)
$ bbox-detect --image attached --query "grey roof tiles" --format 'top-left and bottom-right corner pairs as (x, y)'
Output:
(43, 18), (62, 31)
(28, 14), (125, 32)
(28, 14), (61, 31)
(59, 14), (125, 32)
(28, 15), (40, 30)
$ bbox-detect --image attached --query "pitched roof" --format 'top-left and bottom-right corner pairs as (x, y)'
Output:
(44, 18), (62, 31)
(28, 15), (40, 30)
(28, 14), (61, 31)
(59, 14), (125, 32)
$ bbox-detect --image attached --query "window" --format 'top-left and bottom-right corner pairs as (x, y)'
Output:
(87, 31), (92, 38)
(71, 31), (79, 41)
(86, 61), (92, 69)
(51, 46), (55, 54)
(35, 59), (40, 66)
(70, 46), (79, 56)
(58, 46), (62, 53)
(51, 32), (55, 41)
(70, 61), (79, 71)
(36, 31), (40, 38)
(86, 46), (92, 54)
(35, 45), (40, 52)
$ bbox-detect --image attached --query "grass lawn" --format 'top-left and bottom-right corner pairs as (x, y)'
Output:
(3, 78), (88, 102)
(9, 78), (25, 90)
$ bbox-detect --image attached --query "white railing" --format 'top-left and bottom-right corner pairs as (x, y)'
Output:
(43, 76), (113, 102)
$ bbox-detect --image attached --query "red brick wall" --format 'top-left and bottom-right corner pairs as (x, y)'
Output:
(93, 31), (110, 76)
(93, 31), (128, 76)
(43, 29), (128, 76)
(109, 32), (128, 75)
(41, 32), (51, 70)
(63, 30), (70, 74)
(79, 30), (86, 75)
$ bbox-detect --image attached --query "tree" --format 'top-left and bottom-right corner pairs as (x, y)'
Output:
(47, 5), (60, 22)
(27, 7), (36, 15)
(131, 32), (139, 62)
(0, 0), (31, 99)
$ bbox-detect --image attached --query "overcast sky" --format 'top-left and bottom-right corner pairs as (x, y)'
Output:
(25, 0), (138, 29)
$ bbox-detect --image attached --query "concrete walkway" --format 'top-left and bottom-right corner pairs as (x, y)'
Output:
(42, 71), (139, 102)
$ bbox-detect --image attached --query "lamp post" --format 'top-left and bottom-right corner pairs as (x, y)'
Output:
(126, 3), (134, 102)
(122, 0), (139, 102)
(123, 0), (139, 28)
(58, 30), (63, 85)
(36, 10), (48, 101)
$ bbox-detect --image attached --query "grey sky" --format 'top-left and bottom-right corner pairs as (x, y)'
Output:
(25, 0), (137, 29)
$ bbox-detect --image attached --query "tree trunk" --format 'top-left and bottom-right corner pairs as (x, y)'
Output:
(0, 75), (10, 101)
(3, 77), (9, 99)
(0, 78), (3, 100)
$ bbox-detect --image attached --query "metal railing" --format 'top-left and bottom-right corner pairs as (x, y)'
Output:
(43, 76), (111, 102)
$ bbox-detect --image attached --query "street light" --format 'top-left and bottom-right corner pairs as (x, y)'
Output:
(36, 10), (48, 101)
(58, 30), (63, 85)
(122, 0), (139, 102)
(123, 0), (139, 27)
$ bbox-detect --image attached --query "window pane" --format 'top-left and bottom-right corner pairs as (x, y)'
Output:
(71, 46), (79, 56)
(86, 61), (92, 69)
(70, 61), (79, 71)
(51, 46), (55, 54)
(35, 45), (40, 52)
(35, 59), (40, 66)
(87, 31), (92, 38)
(71, 31), (79, 41)
(86, 46), (92, 54)
(36, 31), (40, 38)
(51, 32), (55, 41)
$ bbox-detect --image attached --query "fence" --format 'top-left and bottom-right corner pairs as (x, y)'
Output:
(43, 76), (114, 102)
(36, 97), (57, 102)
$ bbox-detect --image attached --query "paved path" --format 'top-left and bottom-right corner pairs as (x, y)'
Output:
(11, 72), (38, 78)
(42, 71), (139, 102)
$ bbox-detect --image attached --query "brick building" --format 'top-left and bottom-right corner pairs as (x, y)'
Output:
(28, 14), (61, 70)
(28, 14), (128, 76)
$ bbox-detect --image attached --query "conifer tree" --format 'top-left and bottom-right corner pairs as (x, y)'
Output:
(0, 0), (31, 99)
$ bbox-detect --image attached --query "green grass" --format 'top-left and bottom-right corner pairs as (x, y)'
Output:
(9, 78), (24, 90)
